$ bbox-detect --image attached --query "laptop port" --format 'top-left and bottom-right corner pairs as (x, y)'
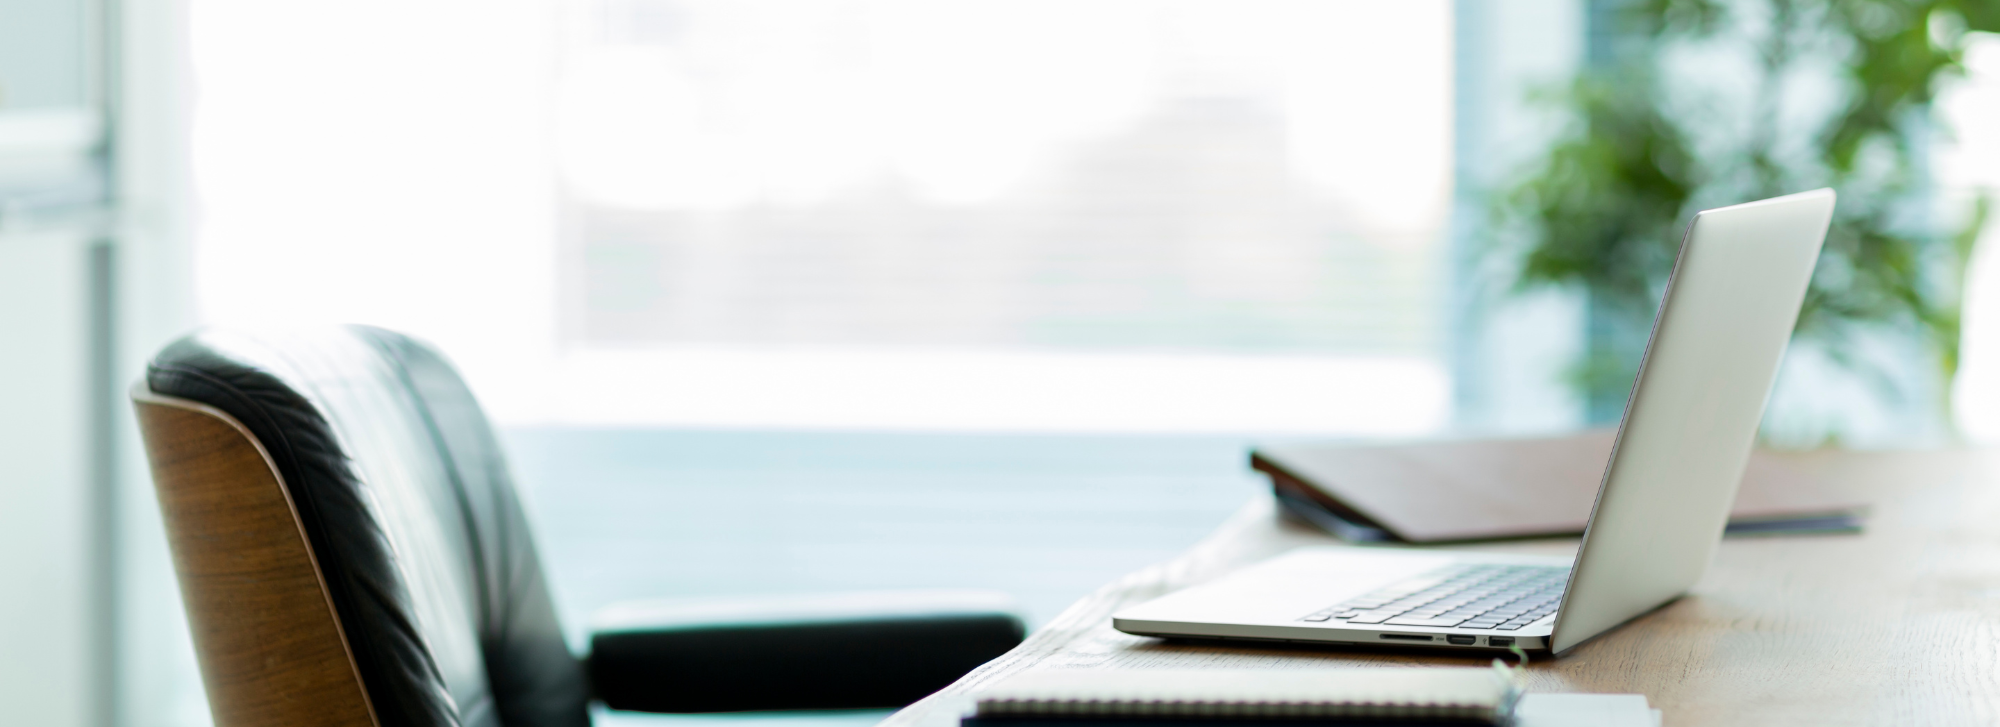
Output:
(1488, 636), (1514, 647)
(1446, 635), (1476, 645)
(1378, 634), (1433, 642)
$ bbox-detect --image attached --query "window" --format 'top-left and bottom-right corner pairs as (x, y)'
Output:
(194, 0), (1454, 434)
(168, 4), (1459, 727)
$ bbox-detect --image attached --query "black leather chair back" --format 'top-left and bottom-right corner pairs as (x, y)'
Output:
(147, 326), (591, 727)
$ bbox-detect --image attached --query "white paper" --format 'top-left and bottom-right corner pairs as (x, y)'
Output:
(1514, 694), (1659, 727)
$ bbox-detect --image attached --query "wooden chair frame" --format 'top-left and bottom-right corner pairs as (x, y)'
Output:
(133, 383), (380, 727)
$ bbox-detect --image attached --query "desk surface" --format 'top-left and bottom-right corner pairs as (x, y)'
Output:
(880, 448), (2000, 727)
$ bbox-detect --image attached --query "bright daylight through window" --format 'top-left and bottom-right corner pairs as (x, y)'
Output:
(193, 0), (1453, 434)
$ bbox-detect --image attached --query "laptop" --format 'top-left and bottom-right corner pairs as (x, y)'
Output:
(1114, 189), (1837, 655)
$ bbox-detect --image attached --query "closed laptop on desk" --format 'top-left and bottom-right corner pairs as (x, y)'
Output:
(1255, 430), (1863, 543)
(1115, 189), (1837, 655)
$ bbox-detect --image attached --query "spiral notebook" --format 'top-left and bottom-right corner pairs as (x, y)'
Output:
(963, 667), (1521, 726)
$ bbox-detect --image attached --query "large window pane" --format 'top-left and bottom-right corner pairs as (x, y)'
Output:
(558, 0), (1451, 356)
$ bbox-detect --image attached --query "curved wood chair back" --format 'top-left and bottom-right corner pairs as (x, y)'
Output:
(133, 384), (379, 727)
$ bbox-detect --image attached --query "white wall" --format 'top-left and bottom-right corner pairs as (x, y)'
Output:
(0, 229), (93, 727)
(0, 0), (110, 720)
(113, 0), (206, 724)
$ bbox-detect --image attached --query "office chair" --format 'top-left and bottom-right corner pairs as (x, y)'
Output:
(132, 326), (1025, 727)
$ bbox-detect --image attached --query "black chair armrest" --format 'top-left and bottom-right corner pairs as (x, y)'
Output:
(586, 590), (1026, 713)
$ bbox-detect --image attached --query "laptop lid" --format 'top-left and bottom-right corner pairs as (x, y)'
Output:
(1550, 189), (1836, 654)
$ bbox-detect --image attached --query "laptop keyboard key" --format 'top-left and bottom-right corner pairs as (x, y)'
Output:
(1385, 616), (1469, 628)
(1299, 563), (1571, 625)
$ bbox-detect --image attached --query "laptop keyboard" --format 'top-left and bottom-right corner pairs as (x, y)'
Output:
(1300, 564), (1568, 631)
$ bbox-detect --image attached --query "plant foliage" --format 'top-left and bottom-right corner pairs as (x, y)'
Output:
(1504, 0), (1998, 432)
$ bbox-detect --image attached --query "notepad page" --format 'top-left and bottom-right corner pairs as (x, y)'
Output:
(974, 668), (1513, 721)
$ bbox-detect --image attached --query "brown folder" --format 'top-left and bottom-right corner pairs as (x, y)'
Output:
(1253, 430), (1864, 543)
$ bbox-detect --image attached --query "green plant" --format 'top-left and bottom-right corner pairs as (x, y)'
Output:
(1502, 0), (1998, 436)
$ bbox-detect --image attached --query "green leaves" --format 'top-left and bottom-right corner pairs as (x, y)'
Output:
(1510, 69), (1698, 319)
(1502, 0), (1995, 434)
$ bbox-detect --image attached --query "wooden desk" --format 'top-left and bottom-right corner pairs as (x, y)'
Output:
(880, 449), (2000, 727)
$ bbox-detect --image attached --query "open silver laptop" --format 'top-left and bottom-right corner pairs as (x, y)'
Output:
(1114, 189), (1836, 655)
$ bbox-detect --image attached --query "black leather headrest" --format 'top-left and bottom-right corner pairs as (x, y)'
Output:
(148, 326), (589, 727)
